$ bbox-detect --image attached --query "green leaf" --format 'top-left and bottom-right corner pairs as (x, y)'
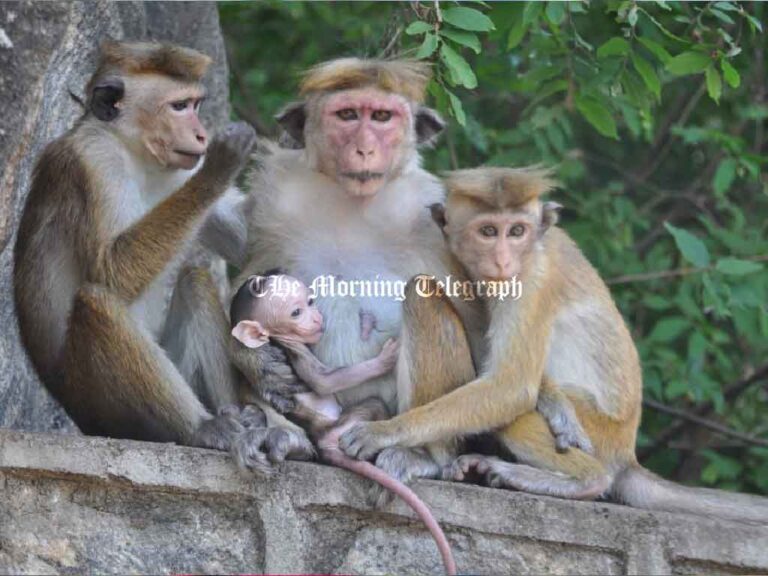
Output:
(649, 317), (690, 342)
(405, 21), (432, 36)
(713, 1), (739, 11)
(712, 158), (737, 196)
(666, 51), (711, 75)
(632, 54), (661, 100)
(416, 33), (439, 59)
(597, 37), (631, 59)
(441, 7), (495, 32)
(705, 64), (722, 103)
(446, 89), (466, 126)
(716, 258), (765, 276)
(507, 19), (528, 50)
(523, 1), (544, 26)
(440, 29), (481, 54)
(721, 59), (741, 88)
(665, 223), (710, 267)
(575, 96), (619, 139)
(628, 5), (638, 27)
(745, 12), (763, 33)
(440, 43), (478, 89)
(638, 37), (672, 64)
(545, 1), (566, 25)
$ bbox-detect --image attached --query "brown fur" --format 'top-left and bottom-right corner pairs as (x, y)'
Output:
(299, 57), (432, 103)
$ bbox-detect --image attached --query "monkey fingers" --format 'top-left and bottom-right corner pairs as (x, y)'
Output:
(338, 421), (398, 461)
(199, 121), (257, 188)
(446, 454), (495, 482)
(231, 428), (274, 474)
(239, 404), (267, 429)
(191, 408), (246, 451)
(264, 427), (316, 463)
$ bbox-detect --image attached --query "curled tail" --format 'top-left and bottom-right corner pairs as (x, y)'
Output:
(612, 464), (768, 525)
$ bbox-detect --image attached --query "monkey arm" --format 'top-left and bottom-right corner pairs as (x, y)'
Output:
(285, 341), (392, 396)
(230, 339), (308, 414)
(89, 123), (255, 301)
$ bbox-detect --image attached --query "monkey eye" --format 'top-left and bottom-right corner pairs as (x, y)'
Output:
(509, 224), (527, 237)
(308, 297), (315, 307)
(479, 225), (498, 237)
(170, 100), (189, 112)
(371, 110), (392, 122)
(291, 308), (302, 318)
(336, 108), (358, 121)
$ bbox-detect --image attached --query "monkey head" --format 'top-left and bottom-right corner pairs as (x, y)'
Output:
(433, 167), (563, 282)
(231, 274), (324, 349)
(276, 58), (446, 198)
(86, 40), (212, 171)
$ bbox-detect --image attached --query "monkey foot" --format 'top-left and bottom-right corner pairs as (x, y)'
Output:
(231, 425), (316, 474)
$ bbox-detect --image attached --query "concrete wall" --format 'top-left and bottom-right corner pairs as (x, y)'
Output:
(1, 430), (767, 575)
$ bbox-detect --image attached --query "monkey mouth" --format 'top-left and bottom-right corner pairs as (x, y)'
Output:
(174, 150), (205, 159)
(342, 171), (384, 183)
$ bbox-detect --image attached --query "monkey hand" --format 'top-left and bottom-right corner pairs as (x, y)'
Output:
(374, 338), (400, 373)
(338, 420), (399, 461)
(191, 405), (246, 451)
(198, 121), (256, 191)
(255, 343), (310, 413)
(232, 425), (316, 474)
(552, 419), (593, 454)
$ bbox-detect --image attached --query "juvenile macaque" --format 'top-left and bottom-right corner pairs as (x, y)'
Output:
(229, 272), (456, 575)
(340, 167), (768, 524)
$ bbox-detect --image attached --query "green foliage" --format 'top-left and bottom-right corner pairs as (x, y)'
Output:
(220, 1), (768, 494)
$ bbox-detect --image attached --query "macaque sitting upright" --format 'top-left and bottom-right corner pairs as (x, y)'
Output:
(229, 272), (399, 433)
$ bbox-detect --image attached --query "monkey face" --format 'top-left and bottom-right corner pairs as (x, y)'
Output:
(257, 276), (324, 345)
(451, 210), (539, 282)
(126, 75), (209, 170)
(316, 88), (412, 198)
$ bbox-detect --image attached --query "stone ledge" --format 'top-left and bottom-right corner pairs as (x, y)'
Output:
(1, 429), (766, 575)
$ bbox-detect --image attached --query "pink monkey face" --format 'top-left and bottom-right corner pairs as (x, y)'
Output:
(319, 88), (412, 197)
(263, 277), (324, 344)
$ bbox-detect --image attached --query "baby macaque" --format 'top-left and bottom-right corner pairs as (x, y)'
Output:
(230, 273), (399, 430)
(230, 272), (457, 575)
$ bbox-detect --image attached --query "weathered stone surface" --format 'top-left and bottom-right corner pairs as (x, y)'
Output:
(1, 430), (767, 575)
(0, 1), (230, 432)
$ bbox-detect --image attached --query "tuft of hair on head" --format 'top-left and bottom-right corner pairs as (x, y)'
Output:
(89, 39), (211, 88)
(299, 57), (432, 103)
(442, 166), (559, 212)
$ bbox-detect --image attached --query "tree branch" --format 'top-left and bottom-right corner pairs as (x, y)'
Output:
(607, 254), (768, 285)
(643, 398), (768, 449)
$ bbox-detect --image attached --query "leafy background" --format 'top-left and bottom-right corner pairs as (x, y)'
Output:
(220, 1), (768, 495)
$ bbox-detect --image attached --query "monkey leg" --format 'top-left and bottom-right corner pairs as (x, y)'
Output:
(162, 266), (239, 410)
(449, 412), (611, 500)
(364, 277), (476, 507)
(63, 284), (241, 449)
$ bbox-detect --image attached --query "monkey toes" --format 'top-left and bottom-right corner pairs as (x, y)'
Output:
(232, 426), (316, 474)
(191, 408), (246, 451)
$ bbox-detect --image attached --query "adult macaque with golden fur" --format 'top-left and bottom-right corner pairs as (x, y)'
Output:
(13, 40), (293, 455)
(340, 167), (768, 524)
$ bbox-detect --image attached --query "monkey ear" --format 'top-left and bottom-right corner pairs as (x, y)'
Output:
(541, 201), (563, 232)
(275, 101), (307, 147)
(90, 78), (125, 122)
(415, 107), (446, 146)
(429, 203), (447, 231)
(232, 320), (270, 349)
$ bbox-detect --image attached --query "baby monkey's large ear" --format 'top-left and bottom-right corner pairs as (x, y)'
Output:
(232, 320), (270, 349)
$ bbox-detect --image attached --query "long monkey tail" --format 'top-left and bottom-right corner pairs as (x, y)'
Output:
(323, 448), (457, 576)
(612, 464), (768, 525)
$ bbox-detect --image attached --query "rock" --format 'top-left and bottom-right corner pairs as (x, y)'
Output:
(0, 1), (231, 432)
(1, 430), (768, 575)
